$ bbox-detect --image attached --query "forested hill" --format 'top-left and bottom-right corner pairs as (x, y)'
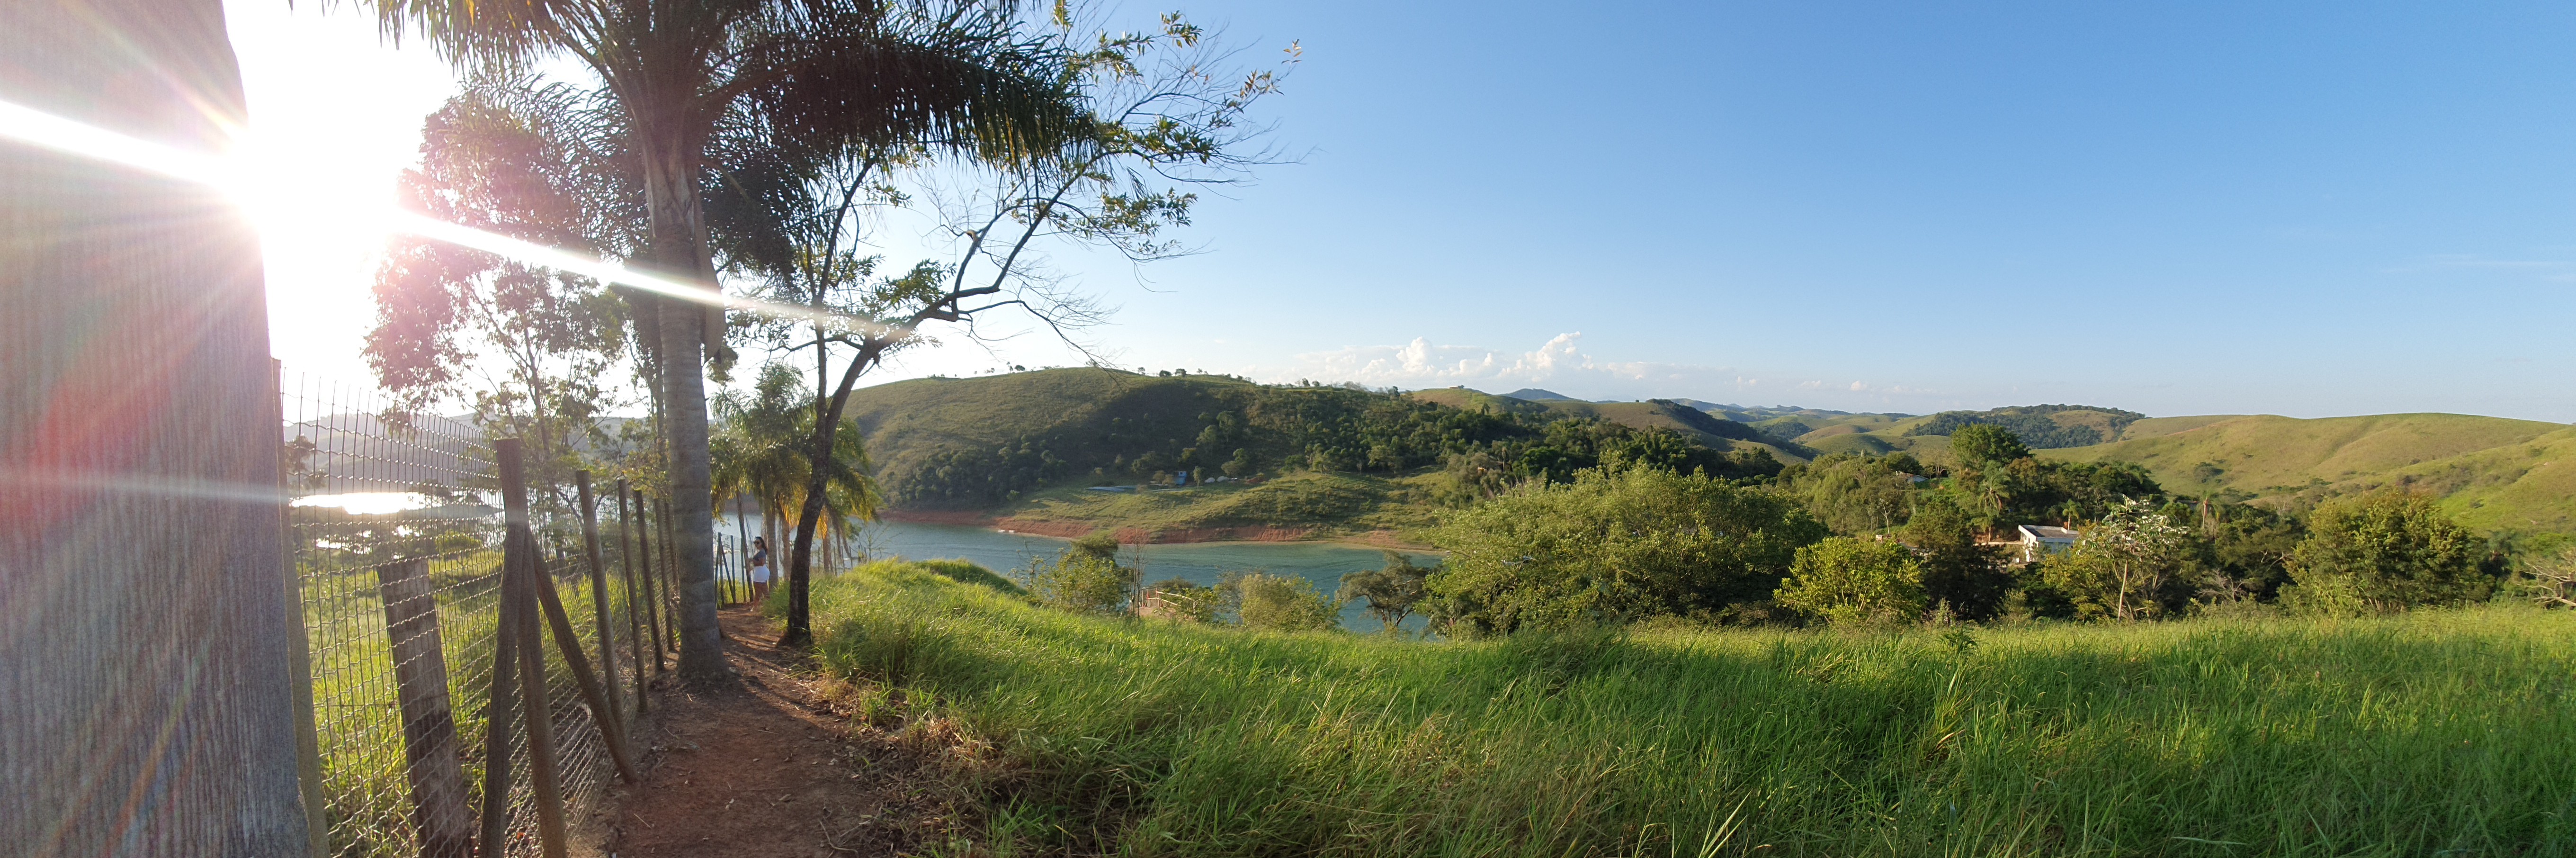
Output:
(841, 369), (1794, 510)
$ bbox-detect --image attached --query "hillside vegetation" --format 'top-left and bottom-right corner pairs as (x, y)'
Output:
(2044, 413), (2576, 534)
(814, 561), (2576, 857)
(840, 370), (1781, 536)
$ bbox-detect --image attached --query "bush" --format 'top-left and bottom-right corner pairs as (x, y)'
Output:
(2282, 491), (2497, 614)
(1020, 535), (1132, 615)
(1428, 467), (1825, 634)
(2039, 498), (2195, 621)
(1144, 577), (1222, 623)
(1227, 572), (1342, 632)
(1774, 537), (1926, 625)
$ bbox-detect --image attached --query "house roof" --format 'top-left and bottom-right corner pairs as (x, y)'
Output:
(2019, 524), (2080, 541)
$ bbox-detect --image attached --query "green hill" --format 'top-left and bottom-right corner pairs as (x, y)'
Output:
(1409, 388), (1805, 461)
(837, 371), (1776, 537)
(2041, 413), (2576, 534)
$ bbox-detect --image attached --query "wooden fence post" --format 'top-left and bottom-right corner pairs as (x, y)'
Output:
(656, 496), (679, 641)
(634, 489), (667, 670)
(376, 557), (474, 858)
(574, 473), (631, 766)
(617, 479), (648, 715)
(495, 440), (567, 858)
(475, 572), (517, 857)
(530, 561), (640, 782)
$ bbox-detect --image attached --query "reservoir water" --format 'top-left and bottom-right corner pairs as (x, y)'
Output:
(720, 517), (1433, 633)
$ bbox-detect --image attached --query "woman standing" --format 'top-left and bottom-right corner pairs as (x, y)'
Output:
(748, 537), (772, 607)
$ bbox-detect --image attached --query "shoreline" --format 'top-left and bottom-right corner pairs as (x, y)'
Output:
(877, 509), (1437, 552)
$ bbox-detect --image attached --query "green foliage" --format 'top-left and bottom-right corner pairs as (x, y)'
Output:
(1427, 468), (1826, 634)
(1907, 404), (2147, 449)
(1947, 424), (2032, 469)
(1773, 537), (1926, 625)
(2037, 498), (2198, 621)
(1336, 551), (1433, 632)
(2283, 491), (2498, 614)
(1903, 495), (2013, 620)
(1144, 578), (1222, 623)
(810, 564), (2576, 857)
(1019, 535), (1132, 615)
(1953, 452), (2163, 532)
(1777, 453), (1920, 534)
(1225, 571), (1342, 632)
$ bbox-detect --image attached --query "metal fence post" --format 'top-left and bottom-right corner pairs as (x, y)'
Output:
(376, 557), (474, 858)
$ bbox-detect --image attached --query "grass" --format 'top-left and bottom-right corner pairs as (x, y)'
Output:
(812, 560), (2576, 857)
(299, 547), (651, 857)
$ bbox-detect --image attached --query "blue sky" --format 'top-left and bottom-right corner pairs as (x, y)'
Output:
(233, 0), (2576, 421)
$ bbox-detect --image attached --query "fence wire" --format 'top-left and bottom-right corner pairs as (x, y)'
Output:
(284, 373), (677, 858)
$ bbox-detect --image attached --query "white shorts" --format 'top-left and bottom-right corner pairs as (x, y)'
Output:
(750, 565), (771, 584)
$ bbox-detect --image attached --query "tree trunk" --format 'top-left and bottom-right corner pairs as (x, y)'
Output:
(0, 0), (310, 849)
(781, 345), (884, 647)
(635, 109), (727, 684)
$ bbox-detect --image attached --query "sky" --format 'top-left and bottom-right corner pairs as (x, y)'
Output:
(226, 0), (2576, 422)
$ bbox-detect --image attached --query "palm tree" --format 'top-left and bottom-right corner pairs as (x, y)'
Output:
(356, 0), (1082, 681)
(712, 363), (877, 580)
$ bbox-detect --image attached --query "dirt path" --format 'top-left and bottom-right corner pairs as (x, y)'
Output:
(602, 608), (956, 857)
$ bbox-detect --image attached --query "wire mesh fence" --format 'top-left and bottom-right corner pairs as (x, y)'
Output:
(282, 372), (681, 857)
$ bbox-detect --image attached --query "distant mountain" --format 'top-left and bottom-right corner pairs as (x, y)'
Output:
(1500, 388), (1585, 402)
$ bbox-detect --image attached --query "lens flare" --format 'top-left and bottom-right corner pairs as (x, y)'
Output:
(0, 97), (865, 329)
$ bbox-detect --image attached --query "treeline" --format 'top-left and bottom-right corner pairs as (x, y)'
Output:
(891, 376), (1780, 506)
(1421, 423), (2537, 635)
(1905, 404), (2146, 449)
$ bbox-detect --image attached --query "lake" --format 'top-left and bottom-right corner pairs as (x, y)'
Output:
(718, 517), (1432, 633)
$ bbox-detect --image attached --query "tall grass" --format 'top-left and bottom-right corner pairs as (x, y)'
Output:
(812, 560), (2576, 857)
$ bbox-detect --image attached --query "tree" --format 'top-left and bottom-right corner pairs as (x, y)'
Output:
(1903, 494), (2012, 620)
(1229, 572), (1343, 632)
(1776, 453), (1919, 535)
(2281, 491), (2496, 614)
(361, 0), (1094, 682)
(1021, 533), (1131, 615)
(1427, 467), (1826, 635)
(1774, 537), (1927, 625)
(1948, 424), (2030, 470)
(730, 18), (1291, 646)
(1337, 551), (1433, 633)
(2040, 498), (2194, 621)
(3, 0), (307, 846)
(368, 82), (636, 502)
(711, 363), (878, 567)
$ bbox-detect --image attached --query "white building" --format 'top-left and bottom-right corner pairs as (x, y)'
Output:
(2017, 524), (2079, 562)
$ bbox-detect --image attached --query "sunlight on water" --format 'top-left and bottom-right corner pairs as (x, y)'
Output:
(290, 492), (449, 515)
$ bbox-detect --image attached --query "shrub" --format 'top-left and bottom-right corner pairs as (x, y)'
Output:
(1904, 496), (2012, 620)
(1145, 577), (1222, 623)
(1428, 467), (1825, 635)
(1020, 535), (1132, 615)
(2282, 491), (2496, 614)
(1774, 537), (1926, 625)
(1337, 551), (1433, 632)
(1227, 571), (1342, 632)
(2040, 498), (2195, 621)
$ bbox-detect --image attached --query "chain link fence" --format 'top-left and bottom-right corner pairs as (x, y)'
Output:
(282, 373), (694, 857)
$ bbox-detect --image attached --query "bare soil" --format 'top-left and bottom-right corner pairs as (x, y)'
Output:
(599, 608), (970, 857)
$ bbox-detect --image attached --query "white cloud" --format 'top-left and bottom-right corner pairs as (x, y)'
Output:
(1265, 333), (1948, 408)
